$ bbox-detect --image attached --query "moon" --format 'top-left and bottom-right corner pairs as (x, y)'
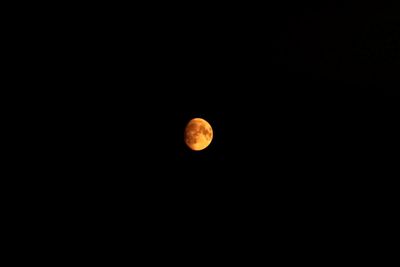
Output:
(184, 118), (213, 151)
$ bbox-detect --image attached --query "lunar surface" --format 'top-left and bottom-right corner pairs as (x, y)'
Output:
(184, 118), (213, 151)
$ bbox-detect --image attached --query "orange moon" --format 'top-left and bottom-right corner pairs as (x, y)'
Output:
(184, 118), (213, 151)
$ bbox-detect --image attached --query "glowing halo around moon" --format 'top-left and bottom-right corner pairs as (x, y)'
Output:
(184, 118), (213, 151)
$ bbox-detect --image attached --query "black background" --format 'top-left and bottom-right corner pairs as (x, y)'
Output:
(39, 3), (395, 200)
(17, 2), (397, 249)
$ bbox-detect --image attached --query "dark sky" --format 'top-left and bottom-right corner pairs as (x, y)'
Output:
(43, 3), (396, 224)
(16, 3), (398, 249)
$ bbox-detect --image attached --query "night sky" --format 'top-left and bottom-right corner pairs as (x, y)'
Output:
(33, 3), (397, 242)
